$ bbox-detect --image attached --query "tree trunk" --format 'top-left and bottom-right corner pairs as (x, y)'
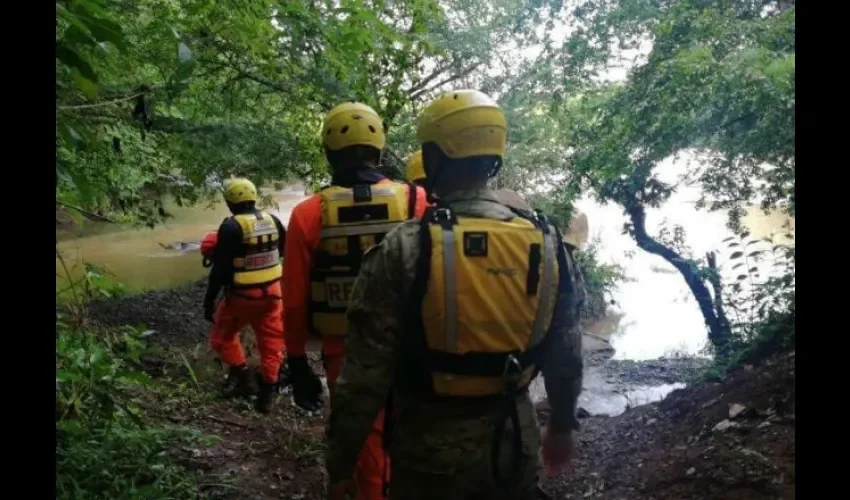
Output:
(705, 251), (732, 339)
(625, 201), (732, 351)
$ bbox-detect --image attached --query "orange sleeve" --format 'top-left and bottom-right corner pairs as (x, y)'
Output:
(412, 184), (430, 217)
(283, 195), (322, 357)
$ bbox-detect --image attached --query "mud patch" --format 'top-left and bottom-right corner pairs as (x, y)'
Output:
(150, 389), (327, 499)
(88, 280), (210, 350)
(600, 357), (710, 386)
(538, 351), (796, 500)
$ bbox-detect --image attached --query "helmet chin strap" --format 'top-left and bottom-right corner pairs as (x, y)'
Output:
(489, 158), (503, 179)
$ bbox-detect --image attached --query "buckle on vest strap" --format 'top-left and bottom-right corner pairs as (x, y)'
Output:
(501, 354), (523, 393)
(352, 184), (372, 203)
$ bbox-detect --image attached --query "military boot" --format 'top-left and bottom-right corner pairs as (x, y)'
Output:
(255, 373), (278, 415)
(224, 364), (257, 398)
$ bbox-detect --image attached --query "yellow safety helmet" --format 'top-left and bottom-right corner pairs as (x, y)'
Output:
(223, 178), (258, 204)
(322, 102), (386, 152)
(416, 90), (507, 159)
(406, 149), (425, 183)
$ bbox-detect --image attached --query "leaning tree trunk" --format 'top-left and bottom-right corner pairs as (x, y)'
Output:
(625, 201), (732, 351)
(705, 251), (733, 340)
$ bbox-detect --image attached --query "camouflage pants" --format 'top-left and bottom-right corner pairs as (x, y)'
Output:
(387, 397), (541, 500)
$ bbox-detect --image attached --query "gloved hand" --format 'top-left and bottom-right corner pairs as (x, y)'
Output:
(287, 355), (324, 411)
(203, 301), (215, 323)
(541, 427), (574, 477)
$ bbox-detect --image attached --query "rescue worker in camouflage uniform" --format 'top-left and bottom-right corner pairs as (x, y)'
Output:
(326, 90), (584, 500)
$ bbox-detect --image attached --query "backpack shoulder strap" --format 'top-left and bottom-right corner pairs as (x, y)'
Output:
(406, 182), (417, 220)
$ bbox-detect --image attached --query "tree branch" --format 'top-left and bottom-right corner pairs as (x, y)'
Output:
(57, 91), (147, 111)
(56, 200), (116, 223)
(407, 64), (453, 94)
(408, 62), (484, 101)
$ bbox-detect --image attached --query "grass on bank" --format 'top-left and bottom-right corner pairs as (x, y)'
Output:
(56, 253), (212, 500)
(55, 315), (212, 499)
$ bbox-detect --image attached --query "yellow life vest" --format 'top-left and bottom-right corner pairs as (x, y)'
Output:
(231, 211), (283, 288)
(401, 205), (562, 399)
(309, 182), (417, 336)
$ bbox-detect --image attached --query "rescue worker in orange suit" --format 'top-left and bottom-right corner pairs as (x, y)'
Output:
(204, 178), (287, 414)
(283, 102), (428, 500)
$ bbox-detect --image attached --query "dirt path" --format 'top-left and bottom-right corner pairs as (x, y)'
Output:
(88, 282), (795, 499)
(149, 380), (328, 499)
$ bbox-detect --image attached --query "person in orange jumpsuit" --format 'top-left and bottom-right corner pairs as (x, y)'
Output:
(283, 102), (428, 500)
(204, 177), (287, 414)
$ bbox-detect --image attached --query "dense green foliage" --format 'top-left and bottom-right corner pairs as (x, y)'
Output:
(56, 318), (202, 499)
(56, 0), (794, 492)
(56, 0), (565, 224)
(56, 253), (202, 498)
(573, 239), (627, 320)
(548, 0), (795, 354)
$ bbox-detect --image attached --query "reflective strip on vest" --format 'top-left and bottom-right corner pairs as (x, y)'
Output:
(320, 221), (403, 239)
(439, 222), (459, 354)
(529, 232), (557, 347)
(325, 187), (399, 201)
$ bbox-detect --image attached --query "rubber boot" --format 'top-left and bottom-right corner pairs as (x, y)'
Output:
(255, 374), (277, 415)
(224, 364), (257, 398)
(277, 363), (292, 394)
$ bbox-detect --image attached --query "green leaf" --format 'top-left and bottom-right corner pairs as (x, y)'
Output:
(86, 17), (126, 51)
(63, 24), (98, 47)
(174, 60), (196, 83)
(59, 122), (86, 149)
(72, 71), (99, 99)
(177, 42), (193, 63)
(56, 44), (98, 83)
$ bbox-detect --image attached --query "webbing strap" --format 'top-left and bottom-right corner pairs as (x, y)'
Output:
(406, 182), (417, 220)
(441, 220), (458, 354)
(529, 231), (557, 347)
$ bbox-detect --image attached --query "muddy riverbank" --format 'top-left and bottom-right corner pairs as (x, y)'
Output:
(538, 351), (796, 500)
(84, 279), (794, 500)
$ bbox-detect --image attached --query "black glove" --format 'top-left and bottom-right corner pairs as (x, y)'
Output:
(203, 301), (215, 323)
(287, 355), (324, 411)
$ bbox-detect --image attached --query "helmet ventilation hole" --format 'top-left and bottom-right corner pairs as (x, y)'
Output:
(341, 125), (349, 134)
(368, 125), (376, 133)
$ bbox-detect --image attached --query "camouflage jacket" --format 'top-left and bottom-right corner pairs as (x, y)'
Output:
(325, 188), (584, 484)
